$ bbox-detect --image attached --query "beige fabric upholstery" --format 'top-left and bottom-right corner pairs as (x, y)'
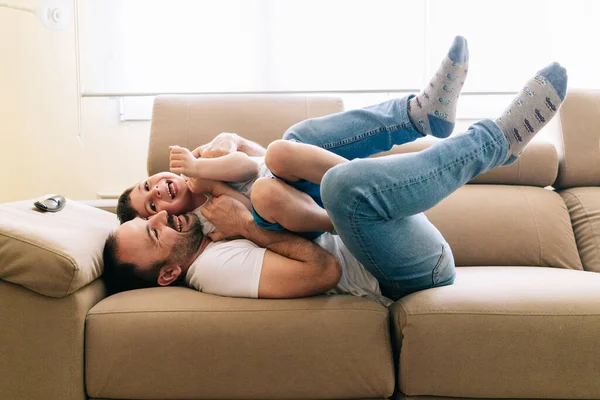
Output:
(424, 185), (583, 270)
(80, 199), (117, 214)
(391, 266), (600, 399)
(148, 95), (344, 175)
(377, 138), (558, 187)
(0, 199), (118, 298)
(560, 187), (600, 272)
(553, 89), (600, 189)
(396, 396), (574, 400)
(86, 287), (394, 400)
(0, 279), (106, 400)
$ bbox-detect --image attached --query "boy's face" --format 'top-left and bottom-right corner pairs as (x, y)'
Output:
(129, 172), (191, 219)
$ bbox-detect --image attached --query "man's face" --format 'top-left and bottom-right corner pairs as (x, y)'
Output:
(129, 172), (192, 219)
(115, 210), (204, 282)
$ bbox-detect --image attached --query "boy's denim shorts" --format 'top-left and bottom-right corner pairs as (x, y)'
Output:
(251, 173), (325, 240)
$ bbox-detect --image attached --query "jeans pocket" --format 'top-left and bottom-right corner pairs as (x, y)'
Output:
(432, 242), (456, 288)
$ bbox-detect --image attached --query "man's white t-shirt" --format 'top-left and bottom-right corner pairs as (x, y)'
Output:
(185, 233), (393, 307)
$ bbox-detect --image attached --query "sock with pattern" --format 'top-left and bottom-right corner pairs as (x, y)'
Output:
(495, 62), (568, 158)
(408, 35), (469, 138)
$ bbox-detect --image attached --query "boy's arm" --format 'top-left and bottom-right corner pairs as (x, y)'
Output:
(170, 146), (260, 182)
(210, 181), (252, 211)
(186, 178), (252, 211)
(192, 133), (267, 158)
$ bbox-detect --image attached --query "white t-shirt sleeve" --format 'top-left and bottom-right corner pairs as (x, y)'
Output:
(185, 239), (266, 298)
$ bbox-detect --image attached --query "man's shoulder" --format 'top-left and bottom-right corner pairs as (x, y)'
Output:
(195, 238), (264, 261)
(209, 238), (262, 249)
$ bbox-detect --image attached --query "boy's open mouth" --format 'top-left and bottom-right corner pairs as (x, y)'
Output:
(165, 180), (177, 199)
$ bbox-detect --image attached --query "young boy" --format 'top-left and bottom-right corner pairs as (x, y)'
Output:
(117, 35), (471, 239)
(119, 141), (343, 239)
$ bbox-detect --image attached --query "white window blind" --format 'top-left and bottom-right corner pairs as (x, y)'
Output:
(80, 0), (600, 119)
(81, 0), (425, 94)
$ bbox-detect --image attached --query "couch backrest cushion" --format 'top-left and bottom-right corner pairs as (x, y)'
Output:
(553, 89), (600, 189)
(559, 187), (600, 272)
(425, 185), (583, 270)
(0, 198), (118, 298)
(148, 95), (344, 176)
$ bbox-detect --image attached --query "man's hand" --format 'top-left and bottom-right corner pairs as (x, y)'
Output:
(201, 195), (254, 241)
(170, 145), (198, 176)
(191, 132), (239, 159)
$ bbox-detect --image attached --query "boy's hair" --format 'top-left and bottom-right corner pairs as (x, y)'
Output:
(117, 186), (137, 224)
(102, 232), (162, 295)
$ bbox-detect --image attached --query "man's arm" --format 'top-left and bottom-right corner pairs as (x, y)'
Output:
(192, 132), (267, 158)
(235, 134), (267, 157)
(201, 196), (341, 298)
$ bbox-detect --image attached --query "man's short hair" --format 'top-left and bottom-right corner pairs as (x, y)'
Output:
(116, 186), (137, 224)
(102, 232), (163, 294)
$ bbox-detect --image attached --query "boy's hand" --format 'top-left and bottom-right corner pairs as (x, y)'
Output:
(169, 145), (198, 176)
(192, 132), (238, 159)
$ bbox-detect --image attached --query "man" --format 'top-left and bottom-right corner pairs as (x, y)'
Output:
(103, 38), (567, 305)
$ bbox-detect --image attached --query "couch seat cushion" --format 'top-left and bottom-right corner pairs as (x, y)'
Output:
(86, 287), (394, 400)
(0, 198), (118, 298)
(391, 266), (600, 399)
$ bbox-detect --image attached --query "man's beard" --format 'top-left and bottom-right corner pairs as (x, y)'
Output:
(166, 213), (204, 266)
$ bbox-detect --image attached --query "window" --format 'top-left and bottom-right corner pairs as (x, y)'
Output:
(80, 0), (600, 120)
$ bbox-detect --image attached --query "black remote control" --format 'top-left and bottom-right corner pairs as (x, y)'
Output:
(34, 195), (66, 212)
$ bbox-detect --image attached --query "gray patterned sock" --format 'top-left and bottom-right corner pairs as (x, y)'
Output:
(408, 36), (469, 138)
(495, 62), (568, 158)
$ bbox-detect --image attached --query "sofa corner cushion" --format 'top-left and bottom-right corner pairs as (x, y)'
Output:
(0, 198), (118, 298)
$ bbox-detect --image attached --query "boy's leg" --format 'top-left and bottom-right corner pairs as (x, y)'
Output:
(283, 36), (469, 159)
(266, 140), (348, 184)
(321, 63), (567, 299)
(251, 178), (333, 234)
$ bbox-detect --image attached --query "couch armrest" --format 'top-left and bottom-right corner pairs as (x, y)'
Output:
(0, 279), (107, 400)
(79, 199), (117, 214)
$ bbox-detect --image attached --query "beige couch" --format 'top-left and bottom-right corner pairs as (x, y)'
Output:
(2, 90), (600, 400)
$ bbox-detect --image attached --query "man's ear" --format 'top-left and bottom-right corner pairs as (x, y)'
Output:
(157, 265), (182, 286)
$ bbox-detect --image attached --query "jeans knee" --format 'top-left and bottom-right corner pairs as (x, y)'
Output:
(321, 162), (359, 213)
(282, 128), (298, 141)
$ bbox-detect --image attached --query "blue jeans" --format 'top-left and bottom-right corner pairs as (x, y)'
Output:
(283, 96), (510, 301)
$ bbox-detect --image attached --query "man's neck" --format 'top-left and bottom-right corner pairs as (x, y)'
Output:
(179, 236), (212, 276)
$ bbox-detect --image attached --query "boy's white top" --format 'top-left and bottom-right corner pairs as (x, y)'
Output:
(191, 194), (216, 235)
(185, 233), (393, 307)
(228, 156), (270, 198)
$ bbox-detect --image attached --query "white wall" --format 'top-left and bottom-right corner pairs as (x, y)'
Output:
(0, 0), (149, 202)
